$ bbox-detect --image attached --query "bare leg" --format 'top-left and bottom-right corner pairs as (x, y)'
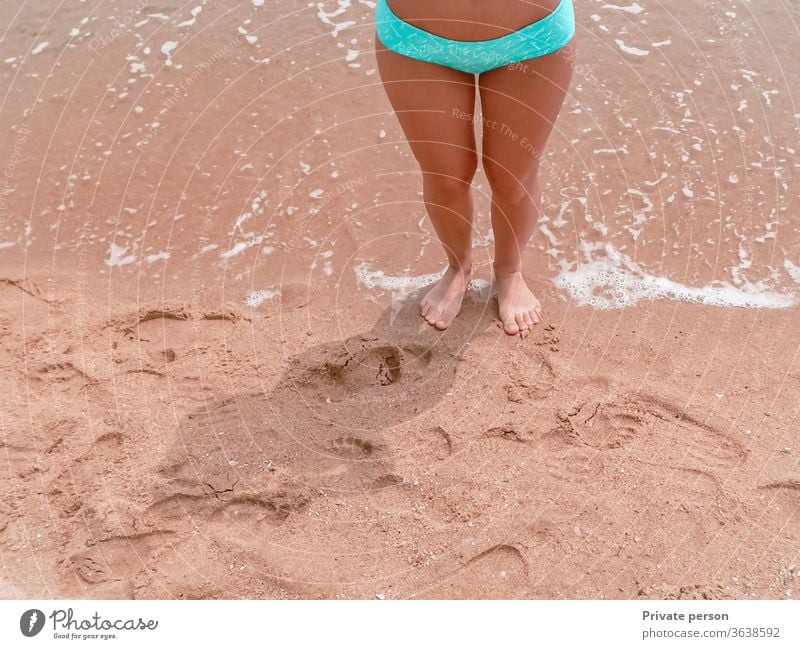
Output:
(375, 38), (478, 330)
(479, 40), (575, 335)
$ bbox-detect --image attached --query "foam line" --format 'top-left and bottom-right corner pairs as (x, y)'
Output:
(554, 244), (795, 309)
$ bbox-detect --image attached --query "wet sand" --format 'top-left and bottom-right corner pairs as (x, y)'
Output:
(1, 1), (799, 599)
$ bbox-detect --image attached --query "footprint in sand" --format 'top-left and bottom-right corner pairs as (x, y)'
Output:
(756, 481), (800, 538)
(417, 544), (530, 599)
(108, 305), (247, 375)
(33, 361), (92, 395)
(551, 392), (748, 476)
(402, 426), (453, 462)
(2, 417), (73, 480)
(207, 494), (307, 529)
(504, 349), (556, 403)
(330, 435), (376, 459)
(147, 386), (399, 533)
(278, 333), (453, 436)
(296, 337), (431, 396)
(328, 342), (404, 388)
(148, 457), (311, 552)
(66, 531), (174, 595)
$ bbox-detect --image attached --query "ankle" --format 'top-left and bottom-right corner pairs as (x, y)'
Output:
(492, 261), (522, 277)
(448, 258), (474, 276)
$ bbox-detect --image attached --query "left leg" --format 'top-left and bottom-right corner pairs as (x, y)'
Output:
(478, 40), (575, 335)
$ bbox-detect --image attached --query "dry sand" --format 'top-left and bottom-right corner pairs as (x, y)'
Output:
(1, 1), (799, 599)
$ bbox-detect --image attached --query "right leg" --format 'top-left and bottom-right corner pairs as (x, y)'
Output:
(375, 38), (478, 330)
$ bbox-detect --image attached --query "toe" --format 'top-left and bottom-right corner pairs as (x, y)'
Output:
(523, 313), (535, 329)
(435, 318), (450, 330)
(503, 317), (519, 335)
(515, 313), (528, 334)
(426, 308), (441, 326)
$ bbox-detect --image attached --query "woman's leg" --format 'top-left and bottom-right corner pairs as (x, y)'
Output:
(478, 41), (575, 335)
(375, 39), (478, 330)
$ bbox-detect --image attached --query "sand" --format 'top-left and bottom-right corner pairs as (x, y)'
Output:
(1, 1), (799, 599)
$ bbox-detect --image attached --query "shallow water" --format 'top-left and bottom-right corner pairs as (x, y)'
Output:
(0, 0), (798, 310)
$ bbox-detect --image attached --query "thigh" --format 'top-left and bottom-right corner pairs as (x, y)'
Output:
(375, 37), (478, 178)
(478, 39), (576, 186)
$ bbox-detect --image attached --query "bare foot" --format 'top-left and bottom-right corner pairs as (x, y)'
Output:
(419, 264), (473, 330)
(494, 269), (542, 336)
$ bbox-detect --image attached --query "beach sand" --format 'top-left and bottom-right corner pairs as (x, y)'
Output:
(0, 0), (798, 599)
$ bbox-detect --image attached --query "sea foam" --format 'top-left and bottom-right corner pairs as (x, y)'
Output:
(554, 244), (795, 309)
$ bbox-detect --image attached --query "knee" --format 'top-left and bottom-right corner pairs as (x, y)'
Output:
(421, 160), (477, 202)
(484, 159), (538, 207)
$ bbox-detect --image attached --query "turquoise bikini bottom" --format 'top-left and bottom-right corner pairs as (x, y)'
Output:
(375, 0), (575, 74)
